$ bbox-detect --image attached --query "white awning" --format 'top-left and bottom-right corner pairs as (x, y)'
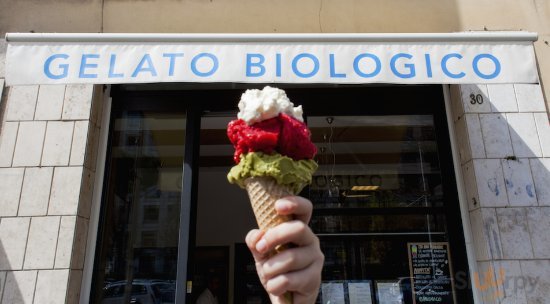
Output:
(5, 32), (539, 85)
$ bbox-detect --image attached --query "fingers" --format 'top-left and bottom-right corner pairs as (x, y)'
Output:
(247, 195), (323, 304)
(256, 220), (317, 254)
(275, 196), (313, 223)
(261, 242), (321, 280)
(265, 255), (324, 297)
(245, 229), (266, 261)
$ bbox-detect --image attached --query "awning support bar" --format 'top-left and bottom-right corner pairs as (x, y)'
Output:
(5, 32), (538, 43)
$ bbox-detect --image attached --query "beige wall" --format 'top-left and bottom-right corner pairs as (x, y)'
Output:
(1, 0), (547, 34)
(1, 0), (549, 106)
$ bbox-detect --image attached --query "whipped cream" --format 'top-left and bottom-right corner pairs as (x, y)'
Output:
(238, 86), (303, 125)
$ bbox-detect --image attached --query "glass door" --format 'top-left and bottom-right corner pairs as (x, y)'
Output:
(91, 105), (187, 304)
(188, 112), (247, 304)
(308, 114), (450, 304)
(92, 85), (472, 304)
(288, 85), (472, 304)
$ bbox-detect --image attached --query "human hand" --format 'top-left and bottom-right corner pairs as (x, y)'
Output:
(245, 196), (324, 304)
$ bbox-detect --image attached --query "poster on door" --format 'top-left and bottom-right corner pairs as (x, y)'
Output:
(321, 281), (374, 304)
(407, 242), (456, 304)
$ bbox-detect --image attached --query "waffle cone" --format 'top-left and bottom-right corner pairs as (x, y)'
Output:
(244, 176), (294, 304)
(244, 176), (294, 231)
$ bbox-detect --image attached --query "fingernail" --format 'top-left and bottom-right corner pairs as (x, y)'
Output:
(256, 238), (267, 253)
(275, 199), (289, 212)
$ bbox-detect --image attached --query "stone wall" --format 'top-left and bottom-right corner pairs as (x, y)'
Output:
(450, 83), (550, 303)
(0, 41), (103, 303)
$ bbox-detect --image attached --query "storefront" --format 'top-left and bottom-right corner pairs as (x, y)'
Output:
(2, 33), (549, 304)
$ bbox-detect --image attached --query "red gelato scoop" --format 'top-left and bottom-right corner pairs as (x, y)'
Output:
(227, 113), (317, 163)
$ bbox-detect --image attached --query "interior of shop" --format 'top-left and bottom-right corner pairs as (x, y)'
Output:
(91, 85), (472, 304)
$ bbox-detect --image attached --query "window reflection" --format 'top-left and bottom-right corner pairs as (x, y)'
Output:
(92, 111), (185, 304)
(309, 115), (442, 209)
(307, 115), (450, 304)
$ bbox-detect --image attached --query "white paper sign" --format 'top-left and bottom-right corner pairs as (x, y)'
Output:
(376, 281), (404, 304)
(322, 282), (346, 304)
(6, 41), (538, 85)
(348, 282), (373, 304)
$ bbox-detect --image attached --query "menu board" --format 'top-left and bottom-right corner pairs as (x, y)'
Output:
(407, 242), (456, 304)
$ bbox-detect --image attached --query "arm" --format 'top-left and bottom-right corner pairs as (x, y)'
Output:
(245, 196), (324, 304)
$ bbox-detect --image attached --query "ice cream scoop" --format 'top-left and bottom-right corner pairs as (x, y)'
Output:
(228, 152), (318, 193)
(227, 113), (318, 164)
(237, 86), (303, 124)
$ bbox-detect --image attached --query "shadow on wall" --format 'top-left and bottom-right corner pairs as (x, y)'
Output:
(457, 84), (550, 303)
(0, 239), (26, 303)
(462, 84), (548, 208)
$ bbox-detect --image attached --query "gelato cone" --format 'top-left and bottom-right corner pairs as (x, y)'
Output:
(227, 87), (318, 304)
(244, 176), (293, 233)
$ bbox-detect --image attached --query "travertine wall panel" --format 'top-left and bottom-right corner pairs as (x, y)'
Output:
(0, 168), (24, 216)
(34, 269), (69, 304)
(0, 272), (5, 302)
(55, 216), (76, 269)
(1, 271), (37, 303)
(487, 85), (518, 113)
(526, 207), (550, 258)
(515, 84), (547, 112)
(534, 113), (550, 157)
(23, 217), (60, 269)
(18, 167), (53, 216)
(0, 122), (17, 167)
(530, 159), (550, 205)
(12, 121), (46, 167)
(42, 121), (74, 166)
(519, 260), (550, 303)
(35, 85), (65, 121)
(472, 159), (508, 207)
(62, 85), (94, 121)
(0, 82), (101, 304)
(500, 159), (537, 206)
(0, 218), (30, 271)
(507, 113), (543, 157)
(479, 114), (513, 158)
(48, 166), (84, 215)
(451, 83), (550, 304)
(70, 121), (89, 166)
(5, 86), (38, 122)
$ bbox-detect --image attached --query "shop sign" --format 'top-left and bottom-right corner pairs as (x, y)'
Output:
(407, 242), (456, 304)
(6, 42), (537, 85)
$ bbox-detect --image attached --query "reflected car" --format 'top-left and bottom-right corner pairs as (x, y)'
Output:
(102, 281), (162, 304)
(150, 281), (176, 304)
